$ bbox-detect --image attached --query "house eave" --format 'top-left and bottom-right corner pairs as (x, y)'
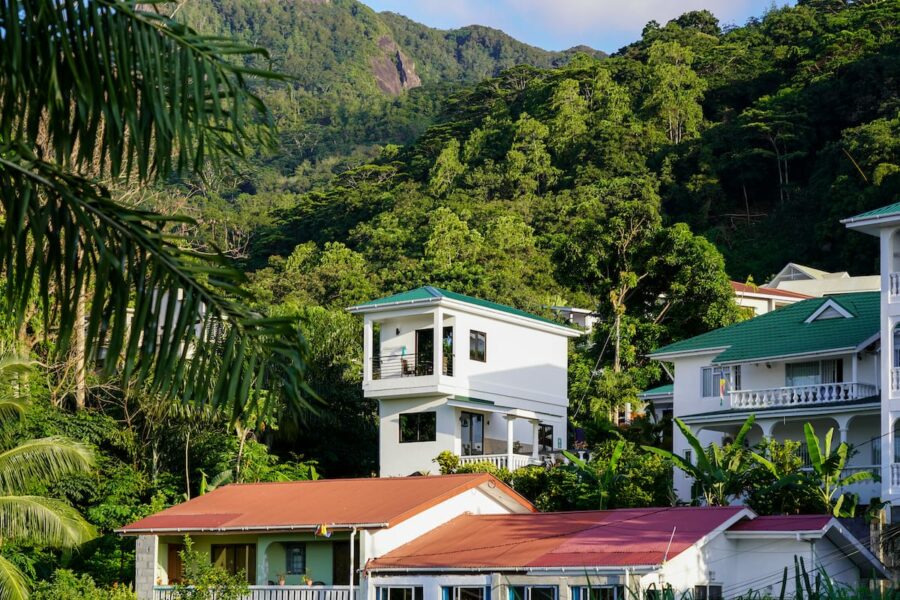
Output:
(116, 522), (390, 536)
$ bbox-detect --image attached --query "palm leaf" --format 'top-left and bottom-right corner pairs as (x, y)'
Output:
(0, 495), (96, 547)
(0, 437), (93, 494)
(674, 418), (712, 473)
(803, 423), (823, 476)
(0, 555), (28, 600)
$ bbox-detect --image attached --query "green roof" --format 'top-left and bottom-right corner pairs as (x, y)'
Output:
(844, 201), (900, 222)
(650, 292), (879, 363)
(351, 286), (570, 329)
(639, 384), (673, 397)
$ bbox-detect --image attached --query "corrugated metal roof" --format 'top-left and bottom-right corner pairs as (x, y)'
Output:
(119, 474), (533, 534)
(650, 292), (878, 363)
(368, 507), (747, 570)
(729, 515), (832, 532)
(349, 286), (571, 330)
(843, 201), (900, 222)
(639, 384), (673, 397)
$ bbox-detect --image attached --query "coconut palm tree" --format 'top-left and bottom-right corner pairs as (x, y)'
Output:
(0, 357), (95, 600)
(0, 1), (311, 421)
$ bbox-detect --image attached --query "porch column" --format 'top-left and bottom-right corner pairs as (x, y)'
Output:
(758, 419), (776, 439)
(433, 308), (444, 379)
(505, 415), (516, 467)
(530, 419), (540, 460)
(835, 415), (852, 446)
(363, 316), (373, 382)
(134, 535), (158, 600)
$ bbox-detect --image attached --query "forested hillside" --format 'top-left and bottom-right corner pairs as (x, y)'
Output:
(6, 0), (900, 595)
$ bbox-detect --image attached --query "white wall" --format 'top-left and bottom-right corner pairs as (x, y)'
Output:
(379, 396), (458, 476)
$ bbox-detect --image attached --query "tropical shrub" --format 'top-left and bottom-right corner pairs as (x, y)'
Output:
(30, 570), (135, 600)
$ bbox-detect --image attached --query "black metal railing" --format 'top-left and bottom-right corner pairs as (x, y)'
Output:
(371, 353), (453, 380)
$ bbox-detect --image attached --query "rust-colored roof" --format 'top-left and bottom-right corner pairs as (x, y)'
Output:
(368, 506), (748, 571)
(730, 281), (811, 299)
(119, 474), (534, 534)
(728, 515), (832, 532)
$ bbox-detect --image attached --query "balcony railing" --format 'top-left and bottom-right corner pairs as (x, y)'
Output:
(155, 586), (358, 600)
(890, 272), (900, 298)
(370, 354), (452, 380)
(892, 367), (900, 392)
(729, 382), (877, 409)
(458, 453), (534, 471)
(892, 463), (900, 487)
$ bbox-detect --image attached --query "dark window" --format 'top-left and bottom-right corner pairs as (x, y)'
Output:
(211, 544), (256, 583)
(573, 587), (623, 600)
(694, 586), (722, 600)
(470, 330), (487, 362)
(380, 588), (424, 600)
(399, 412), (437, 443)
(509, 587), (557, 600)
(538, 424), (553, 453)
(284, 543), (305, 575)
(449, 588), (486, 600)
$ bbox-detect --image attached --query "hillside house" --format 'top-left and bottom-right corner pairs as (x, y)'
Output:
(347, 287), (581, 477)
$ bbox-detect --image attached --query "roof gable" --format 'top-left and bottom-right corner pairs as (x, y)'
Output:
(650, 292), (879, 363)
(804, 298), (853, 323)
(118, 474), (534, 534)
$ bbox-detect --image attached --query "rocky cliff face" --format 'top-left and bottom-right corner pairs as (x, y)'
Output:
(370, 35), (421, 96)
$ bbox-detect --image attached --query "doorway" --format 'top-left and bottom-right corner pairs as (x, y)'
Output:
(460, 411), (484, 456)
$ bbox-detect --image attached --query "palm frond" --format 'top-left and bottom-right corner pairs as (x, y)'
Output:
(0, 555), (28, 600)
(0, 437), (93, 494)
(0, 495), (96, 547)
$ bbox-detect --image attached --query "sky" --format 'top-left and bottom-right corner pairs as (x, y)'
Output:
(364, 0), (791, 53)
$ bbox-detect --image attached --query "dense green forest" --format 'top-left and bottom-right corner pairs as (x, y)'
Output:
(3, 0), (900, 596)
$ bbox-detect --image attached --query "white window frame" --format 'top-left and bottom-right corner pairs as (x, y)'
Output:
(701, 365), (740, 398)
(379, 587), (424, 600)
(572, 586), (623, 600)
(508, 586), (558, 600)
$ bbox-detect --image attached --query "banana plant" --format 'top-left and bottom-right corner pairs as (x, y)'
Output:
(752, 422), (874, 517)
(643, 414), (755, 506)
(563, 439), (625, 510)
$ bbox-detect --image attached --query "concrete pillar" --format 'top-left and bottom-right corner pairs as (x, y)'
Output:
(433, 308), (443, 378)
(134, 535), (159, 600)
(531, 419), (540, 460)
(363, 316), (373, 382)
(505, 415), (515, 466)
(758, 419), (776, 439)
(835, 415), (852, 446)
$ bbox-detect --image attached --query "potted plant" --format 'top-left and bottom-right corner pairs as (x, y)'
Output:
(277, 573), (286, 586)
(303, 572), (313, 586)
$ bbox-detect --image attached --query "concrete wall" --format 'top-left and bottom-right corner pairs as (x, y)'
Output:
(134, 535), (157, 599)
(379, 396), (458, 476)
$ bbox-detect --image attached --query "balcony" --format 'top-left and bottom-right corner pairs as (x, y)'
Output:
(729, 382), (877, 410)
(458, 453), (536, 471)
(893, 463), (900, 487)
(371, 353), (452, 380)
(891, 272), (900, 299)
(892, 367), (900, 393)
(155, 586), (357, 600)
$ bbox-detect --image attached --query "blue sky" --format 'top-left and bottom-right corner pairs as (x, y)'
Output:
(365, 0), (791, 53)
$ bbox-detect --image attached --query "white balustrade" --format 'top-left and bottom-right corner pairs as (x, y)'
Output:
(156, 586), (357, 600)
(728, 382), (877, 409)
(892, 463), (900, 487)
(892, 368), (900, 393)
(458, 453), (533, 471)
(890, 272), (900, 298)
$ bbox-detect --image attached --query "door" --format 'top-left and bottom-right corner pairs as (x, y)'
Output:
(332, 541), (360, 585)
(414, 328), (433, 375)
(460, 411), (484, 456)
(167, 544), (184, 584)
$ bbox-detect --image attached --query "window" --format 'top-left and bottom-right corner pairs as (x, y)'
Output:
(470, 330), (487, 362)
(379, 588), (424, 600)
(211, 544), (256, 583)
(785, 359), (843, 387)
(284, 543), (306, 575)
(399, 412), (437, 443)
(694, 586), (722, 600)
(539, 424), (554, 453)
(509, 587), (557, 600)
(572, 587), (623, 600)
(444, 587), (488, 600)
(701, 365), (740, 398)
(684, 450), (692, 465)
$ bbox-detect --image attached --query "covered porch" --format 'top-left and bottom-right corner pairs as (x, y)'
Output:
(154, 586), (357, 600)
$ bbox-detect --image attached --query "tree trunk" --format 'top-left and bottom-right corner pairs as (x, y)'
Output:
(184, 429), (191, 500)
(74, 288), (86, 410)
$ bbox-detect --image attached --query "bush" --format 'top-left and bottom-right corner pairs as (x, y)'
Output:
(173, 536), (250, 600)
(30, 570), (136, 600)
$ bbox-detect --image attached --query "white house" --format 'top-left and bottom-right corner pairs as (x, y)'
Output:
(347, 286), (581, 477)
(767, 263), (879, 296)
(730, 280), (810, 316)
(368, 507), (888, 597)
(649, 202), (900, 518)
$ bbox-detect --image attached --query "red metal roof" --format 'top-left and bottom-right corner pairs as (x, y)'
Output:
(730, 281), (811, 299)
(119, 474), (534, 534)
(728, 515), (832, 532)
(368, 506), (748, 570)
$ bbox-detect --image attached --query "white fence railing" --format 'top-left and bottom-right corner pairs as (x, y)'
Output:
(155, 586), (358, 600)
(458, 453), (533, 471)
(729, 382), (877, 409)
(892, 367), (900, 392)
(890, 272), (900, 297)
(892, 463), (900, 487)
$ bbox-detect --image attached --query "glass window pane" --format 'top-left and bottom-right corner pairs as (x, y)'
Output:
(530, 587), (556, 600)
(470, 330), (486, 362)
(458, 588), (485, 600)
(509, 587), (526, 600)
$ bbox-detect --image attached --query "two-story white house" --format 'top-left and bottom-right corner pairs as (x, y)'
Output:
(648, 202), (900, 519)
(347, 286), (581, 477)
